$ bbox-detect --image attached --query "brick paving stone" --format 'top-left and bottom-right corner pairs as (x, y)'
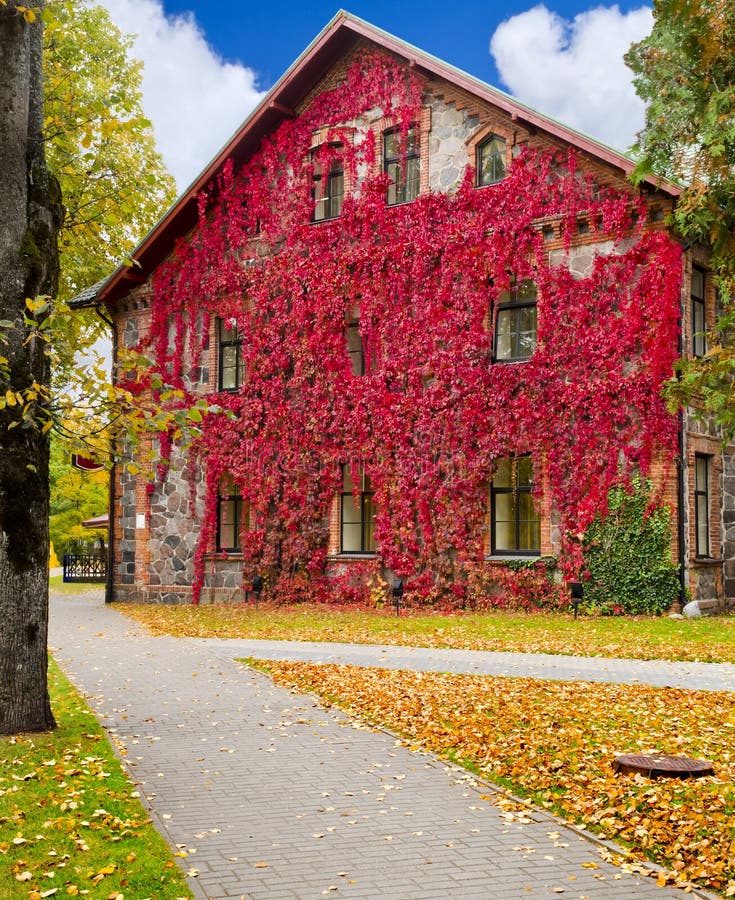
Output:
(49, 592), (718, 900)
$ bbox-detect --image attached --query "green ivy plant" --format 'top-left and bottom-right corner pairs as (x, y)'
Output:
(581, 477), (680, 615)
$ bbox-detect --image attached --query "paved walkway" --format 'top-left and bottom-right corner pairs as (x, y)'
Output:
(197, 637), (735, 692)
(49, 593), (718, 900)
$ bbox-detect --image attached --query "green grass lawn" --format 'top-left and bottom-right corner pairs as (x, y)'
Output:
(0, 661), (192, 900)
(121, 601), (735, 663)
(49, 575), (104, 596)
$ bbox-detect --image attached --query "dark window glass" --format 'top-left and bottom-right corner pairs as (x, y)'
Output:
(477, 135), (506, 186)
(217, 318), (244, 391)
(345, 321), (364, 375)
(692, 267), (706, 357)
(495, 281), (538, 361)
(313, 156), (344, 222)
(695, 453), (710, 557)
(491, 456), (540, 554)
(340, 465), (376, 553)
(217, 494), (245, 552)
(384, 126), (420, 206)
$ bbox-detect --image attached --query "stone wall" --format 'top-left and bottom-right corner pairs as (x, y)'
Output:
(428, 98), (478, 193)
(107, 64), (708, 608)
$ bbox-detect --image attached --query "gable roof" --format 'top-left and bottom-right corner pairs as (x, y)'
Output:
(95, 10), (679, 307)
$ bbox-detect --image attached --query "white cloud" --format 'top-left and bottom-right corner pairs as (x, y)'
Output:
(98, 0), (266, 191)
(489, 4), (652, 152)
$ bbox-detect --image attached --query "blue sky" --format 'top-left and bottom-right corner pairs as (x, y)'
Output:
(99, 0), (654, 190)
(157, 0), (647, 90)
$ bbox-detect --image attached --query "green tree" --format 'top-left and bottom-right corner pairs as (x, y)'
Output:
(42, 1), (177, 544)
(0, 0), (61, 734)
(49, 440), (107, 553)
(627, 0), (735, 434)
(44, 0), (177, 303)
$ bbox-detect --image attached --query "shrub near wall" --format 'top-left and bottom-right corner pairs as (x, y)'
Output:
(581, 478), (680, 615)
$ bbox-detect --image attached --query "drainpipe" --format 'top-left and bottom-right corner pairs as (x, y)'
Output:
(676, 245), (692, 609)
(677, 408), (686, 608)
(106, 459), (116, 604)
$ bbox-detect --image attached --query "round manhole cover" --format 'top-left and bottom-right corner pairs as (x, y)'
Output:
(613, 753), (714, 779)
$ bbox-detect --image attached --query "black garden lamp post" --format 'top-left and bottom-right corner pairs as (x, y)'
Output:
(570, 581), (584, 619)
(251, 574), (263, 609)
(391, 578), (404, 616)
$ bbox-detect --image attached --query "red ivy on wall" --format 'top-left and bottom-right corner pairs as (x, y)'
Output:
(140, 50), (682, 604)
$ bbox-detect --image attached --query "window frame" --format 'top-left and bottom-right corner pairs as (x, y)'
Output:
(217, 318), (245, 392)
(383, 125), (420, 206)
(490, 455), (540, 556)
(312, 152), (345, 222)
(216, 492), (245, 553)
(494, 281), (538, 362)
(691, 266), (707, 358)
(694, 453), (711, 558)
(345, 320), (365, 376)
(340, 465), (376, 555)
(476, 134), (507, 187)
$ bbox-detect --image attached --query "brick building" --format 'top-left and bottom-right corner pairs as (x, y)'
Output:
(79, 12), (734, 607)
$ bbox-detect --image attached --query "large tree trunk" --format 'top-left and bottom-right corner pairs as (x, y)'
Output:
(0, 1), (62, 734)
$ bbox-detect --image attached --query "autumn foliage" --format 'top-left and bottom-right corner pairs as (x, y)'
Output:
(140, 50), (682, 604)
(260, 661), (735, 895)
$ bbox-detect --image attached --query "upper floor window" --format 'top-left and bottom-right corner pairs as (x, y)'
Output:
(694, 453), (711, 557)
(495, 280), (538, 362)
(217, 318), (245, 391)
(340, 465), (376, 554)
(477, 135), (506, 186)
(384, 126), (419, 206)
(491, 456), (540, 555)
(691, 267), (706, 358)
(312, 154), (344, 222)
(345, 320), (364, 376)
(217, 483), (247, 553)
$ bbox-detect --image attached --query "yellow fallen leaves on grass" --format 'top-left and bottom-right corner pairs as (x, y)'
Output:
(0, 663), (192, 900)
(256, 660), (735, 896)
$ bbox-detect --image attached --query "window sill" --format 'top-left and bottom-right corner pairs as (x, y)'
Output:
(328, 553), (377, 560)
(487, 554), (541, 561)
(692, 556), (722, 566)
(206, 552), (244, 560)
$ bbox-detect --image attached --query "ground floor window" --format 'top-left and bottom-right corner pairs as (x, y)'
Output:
(217, 488), (247, 552)
(491, 456), (540, 554)
(695, 453), (711, 557)
(340, 465), (376, 553)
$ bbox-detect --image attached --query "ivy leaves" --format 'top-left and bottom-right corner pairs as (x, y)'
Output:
(139, 51), (682, 603)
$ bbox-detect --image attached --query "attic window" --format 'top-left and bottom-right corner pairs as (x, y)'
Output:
(477, 135), (506, 186)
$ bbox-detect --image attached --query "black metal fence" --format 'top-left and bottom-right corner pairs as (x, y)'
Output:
(63, 553), (107, 583)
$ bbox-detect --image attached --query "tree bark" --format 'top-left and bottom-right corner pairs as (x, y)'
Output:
(0, 1), (62, 734)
